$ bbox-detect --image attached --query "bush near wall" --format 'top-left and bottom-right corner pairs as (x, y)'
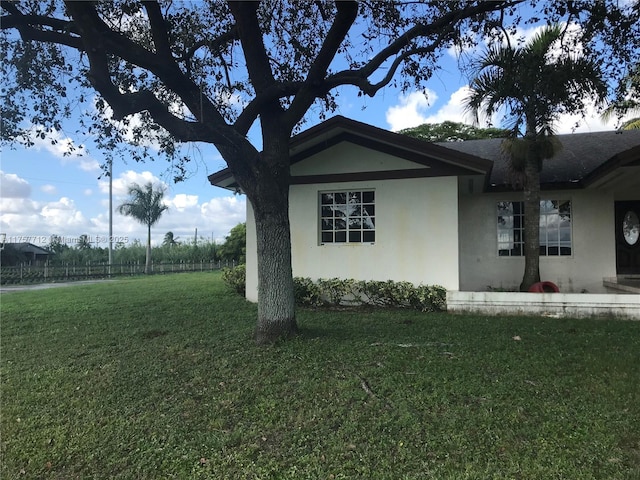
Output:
(221, 264), (246, 296)
(221, 265), (446, 312)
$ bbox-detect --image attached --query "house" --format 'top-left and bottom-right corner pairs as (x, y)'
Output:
(1, 242), (54, 265)
(209, 116), (640, 302)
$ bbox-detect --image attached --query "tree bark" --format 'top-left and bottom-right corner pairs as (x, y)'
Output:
(229, 121), (298, 345)
(252, 193), (297, 344)
(520, 151), (541, 291)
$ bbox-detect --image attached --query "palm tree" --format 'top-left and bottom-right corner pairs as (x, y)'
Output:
(464, 25), (607, 291)
(163, 231), (179, 248)
(602, 63), (639, 130)
(117, 182), (169, 274)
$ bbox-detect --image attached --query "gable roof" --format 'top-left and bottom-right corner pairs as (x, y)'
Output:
(208, 115), (493, 191)
(437, 129), (640, 190)
(9, 243), (53, 255)
(209, 116), (640, 193)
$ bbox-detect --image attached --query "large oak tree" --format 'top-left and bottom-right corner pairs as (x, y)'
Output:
(2, 1), (639, 343)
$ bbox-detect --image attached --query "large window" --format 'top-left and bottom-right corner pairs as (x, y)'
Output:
(320, 190), (375, 244)
(497, 200), (572, 256)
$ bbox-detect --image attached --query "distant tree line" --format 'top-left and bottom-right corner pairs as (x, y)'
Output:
(1, 223), (246, 267)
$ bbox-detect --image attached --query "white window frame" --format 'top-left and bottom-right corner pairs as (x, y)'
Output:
(497, 200), (572, 257)
(319, 190), (375, 245)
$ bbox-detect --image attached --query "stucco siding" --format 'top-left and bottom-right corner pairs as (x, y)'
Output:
(245, 175), (460, 302)
(458, 189), (616, 293)
(291, 142), (427, 175)
(291, 176), (459, 287)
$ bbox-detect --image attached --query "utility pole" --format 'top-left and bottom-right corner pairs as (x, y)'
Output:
(108, 158), (113, 275)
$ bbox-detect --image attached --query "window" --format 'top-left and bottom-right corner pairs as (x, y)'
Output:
(497, 200), (571, 256)
(320, 190), (375, 244)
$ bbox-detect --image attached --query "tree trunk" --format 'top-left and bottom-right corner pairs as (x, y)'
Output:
(252, 193), (297, 344)
(520, 152), (541, 291)
(145, 223), (152, 275)
(229, 122), (298, 345)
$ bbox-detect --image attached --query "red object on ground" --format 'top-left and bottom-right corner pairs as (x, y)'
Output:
(528, 281), (560, 293)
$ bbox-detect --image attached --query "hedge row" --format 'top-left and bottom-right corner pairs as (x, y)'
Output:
(222, 265), (446, 312)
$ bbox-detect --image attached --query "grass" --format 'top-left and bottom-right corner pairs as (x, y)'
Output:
(1, 272), (639, 479)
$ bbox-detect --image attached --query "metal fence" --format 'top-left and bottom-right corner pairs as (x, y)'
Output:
(0, 260), (238, 285)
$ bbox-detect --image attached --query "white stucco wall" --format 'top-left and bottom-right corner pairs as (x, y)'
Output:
(244, 142), (460, 302)
(458, 188), (617, 293)
(292, 141), (426, 174)
(289, 176), (459, 287)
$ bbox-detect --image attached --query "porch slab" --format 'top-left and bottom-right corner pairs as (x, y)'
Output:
(603, 276), (640, 294)
(447, 291), (640, 320)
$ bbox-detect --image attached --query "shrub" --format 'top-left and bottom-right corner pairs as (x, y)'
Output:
(293, 277), (323, 307)
(293, 277), (447, 312)
(221, 264), (246, 295)
(223, 269), (447, 312)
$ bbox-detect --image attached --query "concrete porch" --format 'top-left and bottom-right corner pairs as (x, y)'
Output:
(447, 290), (640, 320)
(603, 275), (640, 294)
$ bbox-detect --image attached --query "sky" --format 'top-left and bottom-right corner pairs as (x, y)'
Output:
(0, 18), (633, 250)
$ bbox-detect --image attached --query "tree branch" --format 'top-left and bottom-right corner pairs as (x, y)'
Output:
(178, 26), (239, 75)
(1, 2), (82, 49)
(54, 1), (249, 153)
(228, 2), (276, 94)
(142, 0), (172, 58)
(284, 1), (359, 127)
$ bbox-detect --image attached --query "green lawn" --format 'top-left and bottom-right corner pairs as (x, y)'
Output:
(1, 272), (639, 479)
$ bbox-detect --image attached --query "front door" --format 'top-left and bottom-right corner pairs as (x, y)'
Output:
(615, 201), (640, 274)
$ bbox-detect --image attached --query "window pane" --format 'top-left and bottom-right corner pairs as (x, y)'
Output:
(321, 206), (333, 217)
(349, 192), (361, 203)
(321, 193), (333, 205)
(319, 190), (375, 244)
(349, 231), (362, 242)
(497, 200), (571, 257)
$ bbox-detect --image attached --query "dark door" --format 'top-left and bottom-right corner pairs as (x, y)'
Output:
(615, 201), (640, 274)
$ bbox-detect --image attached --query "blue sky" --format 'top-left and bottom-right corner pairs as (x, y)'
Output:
(0, 21), (629, 249)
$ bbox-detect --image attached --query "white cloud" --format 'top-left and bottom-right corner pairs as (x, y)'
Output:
(99, 169), (167, 198)
(41, 184), (57, 195)
(386, 83), (624, 135)
(0, 171), (31, 198)
(167, 193), (199, 211)
(40, 197), (88, 229)
(84, 189), (93, 196)
(385, 90), (438, 131)
(386, 86), (491, 131)
(25, 126), (101, 172)
(0, 195), (97, 244)
(0, 197), (38, 215)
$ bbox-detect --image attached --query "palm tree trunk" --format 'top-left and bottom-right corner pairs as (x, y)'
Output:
(145, 223), (152, 274)
(520, 150), (541, 291)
